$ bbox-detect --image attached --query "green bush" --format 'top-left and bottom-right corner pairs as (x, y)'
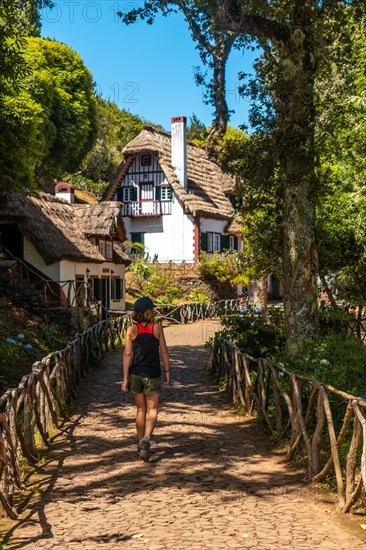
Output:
(285, 333), (366, 397)
(221, 306), (286, 358)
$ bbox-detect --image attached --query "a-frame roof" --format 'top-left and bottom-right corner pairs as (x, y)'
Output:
(103, 125), (236, 221)
(0, 193), (130, 265)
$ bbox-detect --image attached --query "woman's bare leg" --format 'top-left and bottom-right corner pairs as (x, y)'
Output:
(145, 393), (160, 438)
(134, 393), (147, 440)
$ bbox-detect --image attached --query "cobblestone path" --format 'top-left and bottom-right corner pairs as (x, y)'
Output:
(1, 320), (365, 549)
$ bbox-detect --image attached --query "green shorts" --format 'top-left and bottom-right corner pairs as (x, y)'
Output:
(128, 373), (161, 394)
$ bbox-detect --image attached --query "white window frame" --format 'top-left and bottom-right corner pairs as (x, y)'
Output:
(213, 233), (220, 252)
(229, 235), (235, 249)
(123, 187), (134, 203)
(207, 232), (220, 253)
(207, 233), (213, 253)
(99, 240), (106, 257)
(106, 241), (113, 259)
(161, 185), (172, 201)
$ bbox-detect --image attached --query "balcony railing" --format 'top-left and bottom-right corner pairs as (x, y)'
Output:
(121, 200), (172, 217)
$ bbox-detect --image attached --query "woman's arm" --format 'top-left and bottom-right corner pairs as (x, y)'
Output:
(156, 324), (170, 384)
(121, 326), (134, 392)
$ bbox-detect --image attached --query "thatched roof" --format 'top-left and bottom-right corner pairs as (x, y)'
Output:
(73, 202), (126, 241)
(103, 125), (236, 221)
(74, 189), (99, 204)
(224, 217), (243, 236)
(0, 193), (129, 265)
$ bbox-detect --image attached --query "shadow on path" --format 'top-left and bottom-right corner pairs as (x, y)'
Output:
(1, 321), (364, 549)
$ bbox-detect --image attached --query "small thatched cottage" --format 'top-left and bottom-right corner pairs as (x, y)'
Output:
(102, 116), (242, 263)
(0, 186), (130, 313)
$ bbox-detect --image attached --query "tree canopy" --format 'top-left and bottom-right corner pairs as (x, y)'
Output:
(210, 0), (366, 354)
(24, 38), (98, 185)
(0, 31), (98, 193)
(68, 99), (145, 194)
(119, 0), (247, 158)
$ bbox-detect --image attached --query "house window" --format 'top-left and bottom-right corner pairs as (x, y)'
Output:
(98, 239), (113, 259)
(229, 235), (235, 249)
(160, 185), (172, 201)
(207, 233), (213, 252)
(130, 232), (145, 245)
(111, 278), (123, 300)
(213, 233), (220, 252)
(141, 154), (152, 166)
(106, 241), (113, 259)
(122, 187), (135, 202)
(207, 232), (221, 253)
(99, 240), (106, 257)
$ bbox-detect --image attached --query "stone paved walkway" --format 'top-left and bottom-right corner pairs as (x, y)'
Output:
(1, 320), (365, 549)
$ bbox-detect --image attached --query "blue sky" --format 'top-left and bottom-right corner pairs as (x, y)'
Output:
(41, 1), (257, 132)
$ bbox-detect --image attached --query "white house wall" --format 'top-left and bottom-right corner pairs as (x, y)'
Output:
(119, 153), (195, 262)
(124, 192), (194, 262)
(24, 238), (126, 311)
(200, 219), (229, 235)
(60, 261), (126, 311)
(23, 237), (60, 280)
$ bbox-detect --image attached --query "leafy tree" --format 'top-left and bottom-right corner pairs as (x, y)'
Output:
(0, 1), (43, 192)
(69, 99), (144, 193)
(12, 0), (51, 36)
(119, 0), (246, 158)
(23, 37), (98, 186)
(214, 0), (366, 355)
(187, 113), (208, 142)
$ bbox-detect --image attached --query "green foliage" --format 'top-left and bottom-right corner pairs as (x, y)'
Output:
(285, 333), (366, 398)
(221, 130), (282, 279)
(0, 321), (68, 392)
(221, 307), (286, 359)
(12, 0), (51, 37)
(127, 259), (182, 304)
(187, 113), (208, 143)
(186, 288), (211, 304)
(0, 89), (43, 192)
(199, 251), (246, 286)
(218, 126), (249, 173)
(23, 37), (98, 182)
(74, 98), (144, 189)
(0, 1), (43, 192)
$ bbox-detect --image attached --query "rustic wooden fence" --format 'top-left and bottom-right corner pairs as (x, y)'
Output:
(0, 300), (237, 519)
(211, 333), (366, 513)
(0, 313), (133, 519)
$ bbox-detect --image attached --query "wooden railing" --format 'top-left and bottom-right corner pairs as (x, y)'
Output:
(0, 313), (132, 519)
(211, 333), (366, 513)
(121, 200), (172, 217)
(0, 300), (237, 518)
(2, 298), (366, 517)
(0, 246), (99, 312)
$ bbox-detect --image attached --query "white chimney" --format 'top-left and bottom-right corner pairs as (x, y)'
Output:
(55, 181), (75, 204)
(171, 116), (187, 190)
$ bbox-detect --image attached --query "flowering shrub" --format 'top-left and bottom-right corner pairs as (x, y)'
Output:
(0, 334), (33, 366)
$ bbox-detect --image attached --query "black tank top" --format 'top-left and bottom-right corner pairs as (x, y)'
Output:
(130, 323), (161, 378)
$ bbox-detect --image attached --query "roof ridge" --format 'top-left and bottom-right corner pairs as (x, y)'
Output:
(141, 123), (209, 153)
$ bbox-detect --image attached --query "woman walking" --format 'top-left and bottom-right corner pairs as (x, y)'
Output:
(121, 297), (170, 461)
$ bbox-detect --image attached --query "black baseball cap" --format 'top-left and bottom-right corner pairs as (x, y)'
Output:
(133, 296), (156, 313)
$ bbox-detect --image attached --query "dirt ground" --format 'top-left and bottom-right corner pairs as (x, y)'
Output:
(1, 320), (365, 549)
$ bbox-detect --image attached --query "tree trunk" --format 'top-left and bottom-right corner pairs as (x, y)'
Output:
(205, 35), (235, 160)
(215, 1), (319, 356)
(280, 22), (318, 355)
(248, 277), (268, 313)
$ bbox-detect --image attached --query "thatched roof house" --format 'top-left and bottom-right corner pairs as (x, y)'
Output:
(0, 192), (129, 265)
(101, 117), (242, 263)
(103, 125), (236, 221)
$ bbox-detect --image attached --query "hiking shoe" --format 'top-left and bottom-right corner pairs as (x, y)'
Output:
(138, 436), (151, 462)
